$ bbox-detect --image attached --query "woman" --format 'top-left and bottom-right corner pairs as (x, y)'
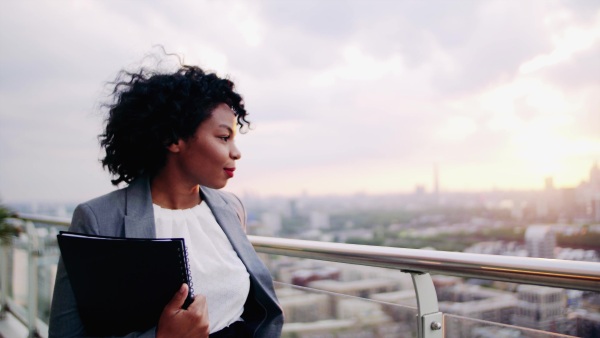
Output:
(49, 63), (283, 337)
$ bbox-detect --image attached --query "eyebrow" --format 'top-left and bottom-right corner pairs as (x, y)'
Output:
(218, 124), (235, 134)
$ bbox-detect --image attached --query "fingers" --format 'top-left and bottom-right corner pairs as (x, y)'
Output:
(187, 293), (206, 313)
(164, 284), (188, 312)
(187, 294), (209, 336)
(157, 287), (210, 338)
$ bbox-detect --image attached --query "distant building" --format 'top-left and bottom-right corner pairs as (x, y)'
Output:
(588, 162), (600, 222)
(590, 162), (600, 189)
(576, 162), (600, 222)
(307, 278), (398, 299)
(309, 211), (329, 229)
(438, 284), (518, 337)
(433, 163), (440, 204)
(370, 289), (418, 325)
(464, 240), (527, 257)
(277, 288), (332, 323)
(248, 212), (282, 236)
(525, 225), (556, 258)
(281, 318), (356, 337)
(592, 196), (600, 222)
(261, 212), (282, 232)
(278, 288), (409, 337)
(432, 275), (463, 289)
(291, 267), (340, 287)
(545, 176), (555, 190)
(414, 184), (426, 196)
(556, 248), (599, 262)
(471, 326), (522, 338)
(288, 199), (300, 218)
(336, 297), (389, 322)
(512, 285), (571, 334)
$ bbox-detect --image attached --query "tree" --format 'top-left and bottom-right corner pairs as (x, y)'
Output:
(0, 204), (19, 244)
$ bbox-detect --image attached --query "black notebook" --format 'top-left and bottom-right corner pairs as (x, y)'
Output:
(56, 231), (194, 336)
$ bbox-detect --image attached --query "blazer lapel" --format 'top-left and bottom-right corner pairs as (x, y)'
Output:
(201, 187), (264, 274)
(123, 176), (156, 238)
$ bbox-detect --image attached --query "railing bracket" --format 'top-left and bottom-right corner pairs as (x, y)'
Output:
(409, 272), (444, 338)
(421, 312), (443, 338)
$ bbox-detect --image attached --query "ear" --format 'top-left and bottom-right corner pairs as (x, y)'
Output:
(167, 140), (184, 153)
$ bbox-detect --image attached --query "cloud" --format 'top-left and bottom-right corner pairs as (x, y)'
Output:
(0, 0), (599, 202)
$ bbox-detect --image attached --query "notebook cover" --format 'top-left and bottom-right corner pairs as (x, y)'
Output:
(57, 231), (193, 336)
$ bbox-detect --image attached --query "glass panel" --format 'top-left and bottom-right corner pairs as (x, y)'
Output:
(35, 223), (62, 324)
(438, 282), (599, 338)
(275, 282), (419, 338)
(264, 256), (419, 337)
(444, 313), (579, 338)
(4, 238), (30, 325)
(5, 224), (61, 325)
(11, 246), (28, 308)
(0, 242), (15, 313)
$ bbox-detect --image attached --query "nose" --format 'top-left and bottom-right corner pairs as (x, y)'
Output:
(230, 142), (242, 160)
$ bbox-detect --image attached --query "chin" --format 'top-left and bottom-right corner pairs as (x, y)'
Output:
(204, 181), (228, 190)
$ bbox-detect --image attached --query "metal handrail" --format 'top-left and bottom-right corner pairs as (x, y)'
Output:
(250, 236), (600, 292)
(14, 213), (600, 292)
(15, 213), (70, 227)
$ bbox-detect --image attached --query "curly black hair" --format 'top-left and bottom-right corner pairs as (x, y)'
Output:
(99, 64), (249, 186)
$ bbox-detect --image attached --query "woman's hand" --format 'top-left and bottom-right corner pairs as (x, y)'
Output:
(156, 284), (209, 338)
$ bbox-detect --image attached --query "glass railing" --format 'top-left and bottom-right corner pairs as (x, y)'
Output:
(267, 257), (590, 338)
(443, 313), (580, 338)
(273, 281), (419, 338)
(273, 282), (584, 338)
(1, 214), (599, 338)
(1, 218), (61, 338)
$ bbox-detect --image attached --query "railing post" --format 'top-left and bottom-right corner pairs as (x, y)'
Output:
(0, 241), (9, 319)
(25, 221), (41, 338)
(408, 271), (443, 338)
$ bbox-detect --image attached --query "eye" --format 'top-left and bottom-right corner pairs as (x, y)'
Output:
(219, 135), (230, 142)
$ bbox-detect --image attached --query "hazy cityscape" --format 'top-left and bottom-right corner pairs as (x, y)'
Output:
(3, 161), (599, 337)
(243, 162), (600, 337)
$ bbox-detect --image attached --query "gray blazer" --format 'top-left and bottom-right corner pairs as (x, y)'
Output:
(49, 177), (283, 338)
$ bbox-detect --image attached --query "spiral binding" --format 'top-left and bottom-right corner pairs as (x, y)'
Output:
(177, 244), (194, 298)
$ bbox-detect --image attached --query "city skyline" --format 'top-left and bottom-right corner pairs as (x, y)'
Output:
(1, 0), (599, 203)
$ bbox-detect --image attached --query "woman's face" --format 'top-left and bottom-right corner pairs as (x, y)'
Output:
(172, 103), (241, 189)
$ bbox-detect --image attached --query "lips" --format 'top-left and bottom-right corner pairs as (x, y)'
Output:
(224, 168), (235, 178)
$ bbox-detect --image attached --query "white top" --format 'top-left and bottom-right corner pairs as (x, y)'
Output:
(153, 202), (250, 333)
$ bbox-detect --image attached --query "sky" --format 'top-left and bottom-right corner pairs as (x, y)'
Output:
(0, 0), (599, 203)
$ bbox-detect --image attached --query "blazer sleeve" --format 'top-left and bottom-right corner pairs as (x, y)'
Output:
(48, 203), (157, 338)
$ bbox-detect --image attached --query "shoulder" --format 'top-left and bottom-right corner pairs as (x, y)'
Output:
(78, 187), (127, 216)
(222, 191), (247, 232)
(221, 190), (245, 211)
(70, 187), (128, 235)
(202, 188), (247, 230)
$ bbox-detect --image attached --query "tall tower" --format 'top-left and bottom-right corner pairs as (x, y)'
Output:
(590, 161), (600, 190)
(544, 176), (554, 190)
(433, 163), (439, 203)
(586, 162), (600, 222)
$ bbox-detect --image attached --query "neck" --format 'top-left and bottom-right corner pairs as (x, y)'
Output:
(150, 170), (202, 210)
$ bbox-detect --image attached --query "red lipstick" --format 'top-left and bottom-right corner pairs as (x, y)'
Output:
(224, 168), (235, 178)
